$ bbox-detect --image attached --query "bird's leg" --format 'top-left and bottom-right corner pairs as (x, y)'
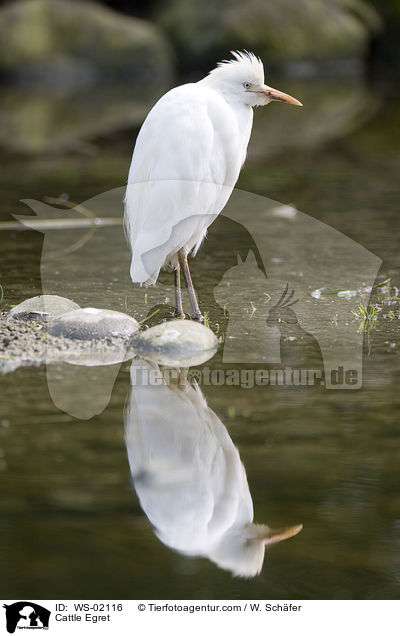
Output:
(174, 263), (185, 319)
(178, 249), (203, 321)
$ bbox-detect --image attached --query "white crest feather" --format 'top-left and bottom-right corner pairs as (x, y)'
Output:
(209, 50), (265, 86)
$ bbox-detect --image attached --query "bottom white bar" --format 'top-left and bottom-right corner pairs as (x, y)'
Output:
(1, 599), (397, 636)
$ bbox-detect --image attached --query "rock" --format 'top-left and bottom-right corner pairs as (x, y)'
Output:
(0, 0), (173, 84)
(0, 308), (136, 375)
(7, 294), (80, 322)
(47, 307), (139, 340)
(156, 0), (381, 69)
(0, 0), (174, 153)
(133, 319), (218, 366)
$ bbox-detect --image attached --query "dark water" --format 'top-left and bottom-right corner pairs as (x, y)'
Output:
(0, 76), (399, 599)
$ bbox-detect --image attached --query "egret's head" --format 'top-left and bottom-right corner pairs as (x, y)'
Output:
(206, 51), (302, 108)
(208, 522), (303, 578)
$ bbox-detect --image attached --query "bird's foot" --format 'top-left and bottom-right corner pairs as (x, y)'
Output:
(191, 311), (204, 323)
(173, 309), (186, 319)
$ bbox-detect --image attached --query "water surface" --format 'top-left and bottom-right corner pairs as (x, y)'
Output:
(0, 76), (399, 599)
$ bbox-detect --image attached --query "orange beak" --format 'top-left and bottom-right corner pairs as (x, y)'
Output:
(261, 85), (303, 106)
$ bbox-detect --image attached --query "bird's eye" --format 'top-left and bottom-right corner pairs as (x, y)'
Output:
(243, 82), (251, 90)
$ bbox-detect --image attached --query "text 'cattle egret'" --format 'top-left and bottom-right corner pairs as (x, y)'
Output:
(124, 51), (302, 320)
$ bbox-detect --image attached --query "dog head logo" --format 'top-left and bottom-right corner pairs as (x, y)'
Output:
(3, 602), (50, 633)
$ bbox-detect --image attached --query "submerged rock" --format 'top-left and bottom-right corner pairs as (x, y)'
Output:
(48, 307), (139, 340)
(311, 287), (358, 299)
(63, 347), (133, 367)
(0, 83), (168, 154)
(247, 77), (378, 165)
(7, 294), (80, 322)
(133, 319), (218, 366)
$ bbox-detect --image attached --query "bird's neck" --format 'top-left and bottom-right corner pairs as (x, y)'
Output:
(200, 76), (252, 111)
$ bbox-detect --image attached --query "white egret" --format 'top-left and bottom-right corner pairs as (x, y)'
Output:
(125, 359), (302, 577)
(124, 51), (302, 320)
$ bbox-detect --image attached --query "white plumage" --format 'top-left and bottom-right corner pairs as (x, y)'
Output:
(124, 52), (301, 316)
(125, 359), (302, 577)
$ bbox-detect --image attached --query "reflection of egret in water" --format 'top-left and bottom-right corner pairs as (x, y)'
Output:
(125, 359), (302, 577)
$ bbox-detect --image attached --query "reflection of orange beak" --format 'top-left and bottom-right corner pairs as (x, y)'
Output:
(261, 85), (303, 106)
(263, 523), (303, 545)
